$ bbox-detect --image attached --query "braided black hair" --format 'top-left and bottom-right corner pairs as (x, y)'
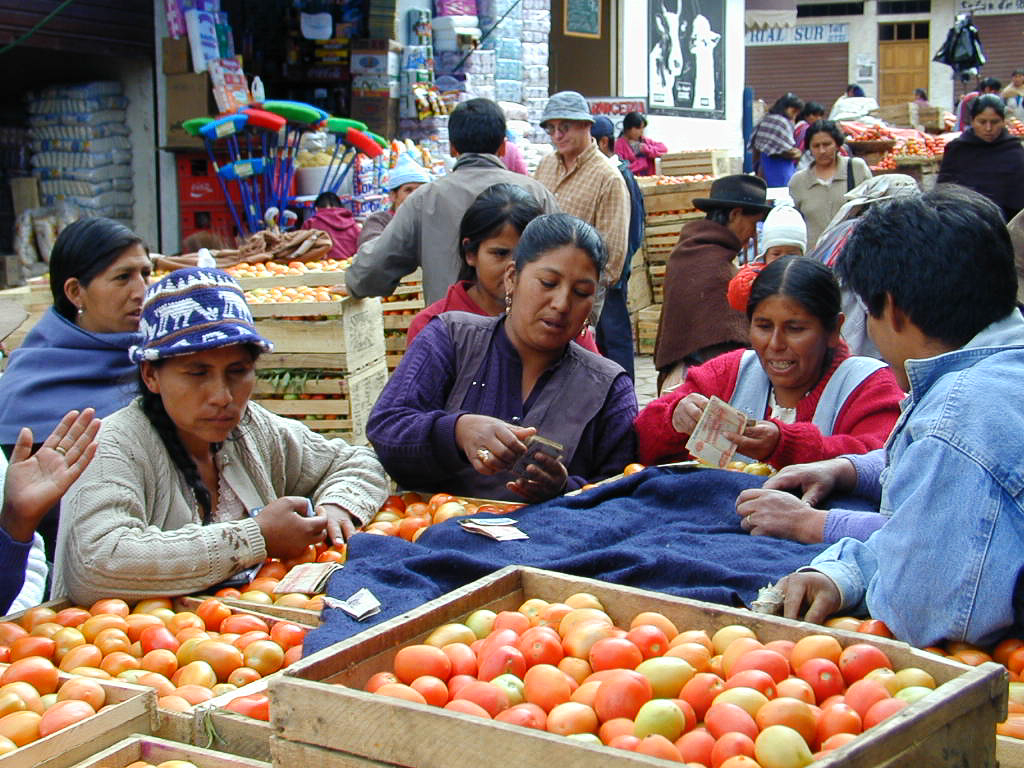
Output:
(138, 372), (218, 522)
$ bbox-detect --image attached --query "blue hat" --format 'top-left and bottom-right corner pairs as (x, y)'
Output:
(129, 268), (274, 364)
(385, 153), (431, 190)
(590, 116), (615, 139)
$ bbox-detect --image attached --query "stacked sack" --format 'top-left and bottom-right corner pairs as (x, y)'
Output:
(522, 0), (551, 139)
(27, 80), (132, 223)
(478, 0), (522, 104)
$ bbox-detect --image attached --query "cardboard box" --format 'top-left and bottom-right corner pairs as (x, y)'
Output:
(9, 176), (40, 217)
(162, 35), (192, 74)
(351, 73), (400, 98)
(270, 566), (1007, 768)
(350, 39), (403, 76)
(350, 94), (398, 138)
(165, 72), (213, 149)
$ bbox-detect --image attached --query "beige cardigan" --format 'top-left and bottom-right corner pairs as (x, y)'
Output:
(53, 399), (388, 605)
(788, 156), (872, 249)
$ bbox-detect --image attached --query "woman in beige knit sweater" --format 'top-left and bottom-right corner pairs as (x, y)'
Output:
(52, 268), (389, 605)
(788, 120), (872, 250)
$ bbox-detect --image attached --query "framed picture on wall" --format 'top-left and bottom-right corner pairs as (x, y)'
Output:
(648, 0), (726, 119)
(565, 0), (602, 38)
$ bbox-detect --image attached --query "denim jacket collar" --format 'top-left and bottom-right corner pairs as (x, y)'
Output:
(904, 311), (1024, 404)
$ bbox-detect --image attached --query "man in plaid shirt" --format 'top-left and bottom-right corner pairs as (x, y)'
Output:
(533, 92), (629, 327)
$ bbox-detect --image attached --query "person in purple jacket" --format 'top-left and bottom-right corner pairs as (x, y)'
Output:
(1, 409), (100, 613)
(366, 213), (638, 503)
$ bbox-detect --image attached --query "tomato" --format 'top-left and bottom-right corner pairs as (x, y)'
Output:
(81, 615), (129, 643)
(38, 699), (95, 737)
(283, 644), (302, 666)
(444, 698), (490, 718)
(626, 625), (670, 660)
(857, 619), (893, 638)
(215, 587), (242, 599)
(725, 668), (777, 699)
(666, 642), (712, 673)
(598, 716), (635, 744)
(728, 648), (789, 684)
(364, 671), (399, 693)
(90, 598), (130, 618)
(844, 678), (891, 720)
(720, 637), (764, 678)
(9, 636), (56, 662)
(227, 667), (262, 687)
(124, 614), (164, 643)
(219, 614), (269, 636)
(754, 724), (813, 768)
(0, 710), (41, 746)
(680, 672), (727, 721)
(0, 623), (28, 645)
(394, 644), (452, 684)
(523, 664), (573, 713)
(677, 727), (716, 765)
(705, 701), (758, 741)
(2, 656), (59, 694)
(409, 675), (449, 707)
(231, 631), (271, 652)
(711, 625), (758, 656)
(94, 628), (132, 657)
(196, 599), (232, 632)
(140, 625), (180, 655)
(492, 610), (531, 635)
(52, 608), (91, 629)
(477, 645), (526, 682)
(20, 607), (57, 631)
(256, 560), (288, 580)
(137, 672), (176, 697)
(516, 626), (564, 667)
(562, 621), (618, 660)
(134, 598), (173, 614)
(993, 637), (1024, 667)
(817, 701), (862, 743)
(141, 648), (180, 678)
(243, 640), (284, 676)
(589, 637), (644, 672)
(440, 643), (477, 677)
(622, 462), (646, 475)
(193, 640), (245, 682)
(223, 693), (270, 720)
(797, 657), (845, 704)
(838, 643), (893, 686)
(775, 677), (816, 705)
(755, 697), (817, 746)
(0, 692), (25, 719)
(546, 701), (598, 736)
(174, 661), (217, 689)
(56, 678), (106, 711)
(100, 651), (140, 677)
(557, 656), (592, 686)
(711, 731), (756, 768)
(536, 602), (573, 630)
(630, 612), (679, 641)
(863, 696), (907, 728)
(635, 733), (682, 761)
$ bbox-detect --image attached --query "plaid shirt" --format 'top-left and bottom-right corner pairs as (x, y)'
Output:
(751, 113), (797, 156)
(534, 139), (629, 287)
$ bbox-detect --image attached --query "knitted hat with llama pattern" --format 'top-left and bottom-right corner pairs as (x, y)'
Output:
(129, 267), (273, 364)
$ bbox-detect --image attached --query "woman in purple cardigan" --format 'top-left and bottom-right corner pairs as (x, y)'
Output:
(367, 214), (638, 503)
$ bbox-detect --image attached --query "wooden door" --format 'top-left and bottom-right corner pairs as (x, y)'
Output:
(878, 39), (930, 106)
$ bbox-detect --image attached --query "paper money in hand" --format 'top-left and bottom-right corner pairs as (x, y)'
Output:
(685, 396), (748, 468)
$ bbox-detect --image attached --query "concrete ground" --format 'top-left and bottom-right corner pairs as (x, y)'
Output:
(634, 355), (658, 409)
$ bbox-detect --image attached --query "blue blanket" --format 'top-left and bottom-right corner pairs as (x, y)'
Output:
(305, 467), (840, 654)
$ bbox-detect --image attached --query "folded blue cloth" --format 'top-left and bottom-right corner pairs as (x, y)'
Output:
(305, 467), (833, 655)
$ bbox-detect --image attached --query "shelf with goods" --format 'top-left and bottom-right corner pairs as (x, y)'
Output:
(268, 565), (1006, 768)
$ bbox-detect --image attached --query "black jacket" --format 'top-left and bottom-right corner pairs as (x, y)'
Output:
(937, 128), (1024, 221)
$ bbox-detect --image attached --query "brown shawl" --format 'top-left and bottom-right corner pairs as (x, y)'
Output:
(654, 219), (749, 370)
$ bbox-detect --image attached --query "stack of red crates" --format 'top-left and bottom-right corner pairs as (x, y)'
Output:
(176, 152), (242, 245)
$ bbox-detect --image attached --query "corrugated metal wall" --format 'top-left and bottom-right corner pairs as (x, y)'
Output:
(745, 43), (849, 111)
(973, 14), (1024, 90)
(0, 0), (154, 57)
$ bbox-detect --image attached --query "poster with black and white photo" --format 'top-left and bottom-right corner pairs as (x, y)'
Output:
(648, 0), (726, 119)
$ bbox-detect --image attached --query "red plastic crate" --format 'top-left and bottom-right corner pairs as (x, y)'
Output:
(176, 152), (241, 206)
(179, 203), (239, 245)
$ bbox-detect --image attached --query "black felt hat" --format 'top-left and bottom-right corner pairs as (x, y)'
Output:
(693, 174), (773, 213)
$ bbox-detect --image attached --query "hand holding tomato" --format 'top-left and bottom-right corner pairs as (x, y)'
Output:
(724, 420), (780, 462)
(256, 496), (327, 560)
(762, 457), (858, 507)
(314, 502), (359, 545)
(454, 415), (534, 476)
(506, 449), (568, 502)
(670, 393), (709, 436)
(778, 570), (842, 625)
(735, 488), (826, 543)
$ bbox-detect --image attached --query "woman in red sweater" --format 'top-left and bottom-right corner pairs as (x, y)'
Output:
(408, 183), (599, 353)
(635, 255), (903, 469)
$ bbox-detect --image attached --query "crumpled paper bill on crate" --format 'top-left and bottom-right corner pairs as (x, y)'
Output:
(274, 562), (343, 594)
(458, 516), (529, 541)
(751, 583), (785, 615)
(325, 588), (382, 621)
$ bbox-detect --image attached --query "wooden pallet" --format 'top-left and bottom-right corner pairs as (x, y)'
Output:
(269, 566), (1006, 768)
(636, 304), (660, 355)
(658, 149), (729, 177)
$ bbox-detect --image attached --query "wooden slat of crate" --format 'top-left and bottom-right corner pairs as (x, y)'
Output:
(254, 353), (351, 370)
(66, 735), (271, 768)
(998, 735), (1024, 767)
(658, 149), (729, 177)
(382, 314), (414, 330)
(271, 736), (393, 767)
(175, 596), (320, 628)
(626, 267), (651, 314)
(639, 180), (712, 215)
(1, 678), (157, 768)
(253, 377), (350, 397)
(272, 565), (1005, 768)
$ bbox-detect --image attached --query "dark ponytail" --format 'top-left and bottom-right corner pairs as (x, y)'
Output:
(138, 372), (217, 522)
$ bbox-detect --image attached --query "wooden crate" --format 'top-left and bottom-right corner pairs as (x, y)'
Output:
(270, 565), (1006, 768)
(66, 735), (271, 768)
(637, 304), (660, 355)
(870, 103), (943, 131)
(638, 179), (712, 215)
(0, 678), (157, 768)
(658, 149), (729, 177)
(643, 212), (699, 262)
(999, 735), (1024, 767)
(626, 265), (652, 315)
(175, 595), (321, 628)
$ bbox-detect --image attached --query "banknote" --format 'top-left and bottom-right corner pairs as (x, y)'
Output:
(685, 396), (749, 468)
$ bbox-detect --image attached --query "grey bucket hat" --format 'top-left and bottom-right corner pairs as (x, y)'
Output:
(540, 91), (595, 127)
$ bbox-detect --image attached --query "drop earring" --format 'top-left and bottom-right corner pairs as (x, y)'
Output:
(505, 293), (512, 312)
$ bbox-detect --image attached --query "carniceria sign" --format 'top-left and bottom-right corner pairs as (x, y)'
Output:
(745, 22), (849, 46)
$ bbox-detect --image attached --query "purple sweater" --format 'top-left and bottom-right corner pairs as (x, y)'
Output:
(0, 527), (30, 613)
(822, 449), (886, 543)
(367, 317), (637, 497)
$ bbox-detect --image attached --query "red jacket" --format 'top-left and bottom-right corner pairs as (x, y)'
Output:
(408, 281), (601, 354)
(301, 207), (360, 260)
(614, 136), (667, 177)
(634, 345), (904, 468)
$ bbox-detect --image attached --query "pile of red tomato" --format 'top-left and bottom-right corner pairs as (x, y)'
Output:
(0, 668), (111, 753)
(0, 597), (308, 727)
(357, 593), (938, 767)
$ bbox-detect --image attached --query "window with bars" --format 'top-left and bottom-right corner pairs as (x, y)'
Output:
(878, 0), (931, 12)
(796, 2), (865, 17)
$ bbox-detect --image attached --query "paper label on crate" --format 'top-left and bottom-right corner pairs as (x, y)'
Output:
(458, 519), (529, 540)
(342, 296), (387, 370)
(273, 562), (342, 595)
(325, 588), (382, 620)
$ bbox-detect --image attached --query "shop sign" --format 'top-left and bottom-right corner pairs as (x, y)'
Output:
(745, 22), (849, 46)
(586, 98), (648, 133)
(956, 0), (1024, 13)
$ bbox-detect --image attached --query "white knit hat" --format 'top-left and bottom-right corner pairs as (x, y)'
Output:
(760, 205), (807, 255)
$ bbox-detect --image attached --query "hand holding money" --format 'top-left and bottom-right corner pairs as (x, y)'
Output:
(685, 396), (749, 468)
(671, 392), (710, 435)
(724, 419), (781, 462)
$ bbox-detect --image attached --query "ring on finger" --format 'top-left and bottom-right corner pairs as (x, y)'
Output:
(476, 447), (492, 462)
(54, 446), (67, 456)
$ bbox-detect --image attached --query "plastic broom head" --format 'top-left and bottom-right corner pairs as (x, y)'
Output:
(218, 157), (267, 180)
(327, 116), (368, 134)
(262, 100), (327, 125)
(242, 108), (287, 132)
(366, 131), (389, 148)
(183, 117), (213, 137)
(199, 113), (249, 141)
(346, 128), (383, 158)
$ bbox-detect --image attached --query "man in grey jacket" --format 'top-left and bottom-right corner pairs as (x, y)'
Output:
(345, 99), (559, 304)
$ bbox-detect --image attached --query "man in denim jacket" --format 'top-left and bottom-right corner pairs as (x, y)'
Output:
(769, 185), (1024, 648)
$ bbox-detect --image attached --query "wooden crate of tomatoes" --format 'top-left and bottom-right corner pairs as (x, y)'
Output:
(64, 734), (270, 768)
(267, 565), (1006, 768)
(658, 150), (730, 178)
